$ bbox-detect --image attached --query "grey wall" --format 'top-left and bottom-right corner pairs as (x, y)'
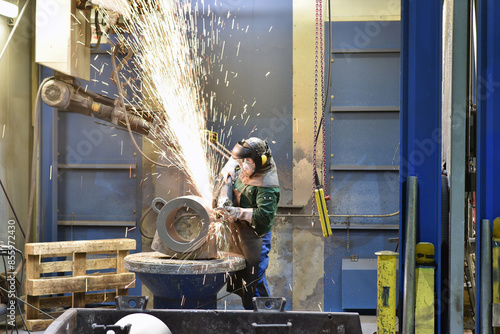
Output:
(0, 5), (34, 254)
(204, 0), (293, 204)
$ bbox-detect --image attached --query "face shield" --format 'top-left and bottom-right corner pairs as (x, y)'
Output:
(231, 140), (260, 177)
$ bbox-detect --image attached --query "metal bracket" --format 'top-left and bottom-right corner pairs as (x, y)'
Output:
(115, 296), (149, 311)
(252, 297), (286, 312)
(92, 323), (131, 334)
(468, 157), (477, 173)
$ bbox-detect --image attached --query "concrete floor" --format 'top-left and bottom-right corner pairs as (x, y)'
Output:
(360, 316), (377, 334)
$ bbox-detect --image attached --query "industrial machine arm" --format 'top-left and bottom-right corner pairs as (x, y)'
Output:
(40, 77), (152, 136)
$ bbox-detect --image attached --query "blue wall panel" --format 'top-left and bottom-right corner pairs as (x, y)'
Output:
(332, 21), (401, 51)
(341, 258), (377, 309)
(331, 112), (399, 166)
(324, 21), (400, 312)
(324, 230), (399, 312)
(330, 171), (399, 225)
(57, 112), (139, 223)
(331, 54), (400, 108)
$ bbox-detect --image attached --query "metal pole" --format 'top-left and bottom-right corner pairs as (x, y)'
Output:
(403, 176), (418, 334)
(449, 0), (467, 331)
(480, 219), (492, 333)
(376, 251), (399, 334)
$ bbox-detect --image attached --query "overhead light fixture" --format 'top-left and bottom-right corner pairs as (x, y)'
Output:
(0, 0), (18, 18)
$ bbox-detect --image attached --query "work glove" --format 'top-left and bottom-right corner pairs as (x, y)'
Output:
(220, 157), (239, 181)
(217, 196), (232, 209)
(226, 206), (253, 223)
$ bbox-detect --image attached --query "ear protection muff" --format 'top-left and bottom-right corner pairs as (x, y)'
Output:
(260, 141), (270, 167)
(250, 141), (270, 172)
(261, 155), (268, 166)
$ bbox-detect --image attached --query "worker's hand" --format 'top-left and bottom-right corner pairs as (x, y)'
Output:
(220, 157), (239, 181)
(225, 206), (253, 223)
(214, 207), (230, 219)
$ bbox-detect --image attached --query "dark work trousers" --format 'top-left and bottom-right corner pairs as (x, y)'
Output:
(227, 220), (272, 310)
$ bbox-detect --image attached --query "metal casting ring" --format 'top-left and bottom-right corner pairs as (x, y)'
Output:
(154, 196), (211, 253)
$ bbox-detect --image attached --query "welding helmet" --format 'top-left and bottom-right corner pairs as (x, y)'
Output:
(231, 137), (270, 177)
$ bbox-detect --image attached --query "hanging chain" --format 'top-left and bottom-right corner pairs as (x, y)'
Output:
(319, 1), (327, 194)
(312, 0), (322, 221)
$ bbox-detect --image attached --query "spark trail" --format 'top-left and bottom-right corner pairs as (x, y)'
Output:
(99, 0), (222, 204)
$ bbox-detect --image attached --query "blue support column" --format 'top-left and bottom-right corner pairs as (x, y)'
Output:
(477, 0), (500, 332)
(400, 0), (442, 331)
(39, 67), (58, 242)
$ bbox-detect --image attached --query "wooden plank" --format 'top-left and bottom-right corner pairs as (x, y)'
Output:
(25, 254), (41, 320)
(25, 238), (136, 255)
(26, 295), (40, 321)
(73, 252), (86, 308)
(87, 258), (117, 271)
(116, 250), (129, 274)
(117, 249), (132, 297)
(39, 291), (118, 309)
(26, 319), (55, 332)
(26, 273), (135, 296)
(40, 260), (73, 273)
(26, 254), (41, 279)
(90, 291), (118, 304)
(39, 295), (72, 309)
(39, 258), (118, 274)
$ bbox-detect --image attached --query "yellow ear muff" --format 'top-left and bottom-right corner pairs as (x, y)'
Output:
(261, 155), (267, 165)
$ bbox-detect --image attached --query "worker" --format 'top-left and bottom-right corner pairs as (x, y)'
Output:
(218, 137), (280, 310)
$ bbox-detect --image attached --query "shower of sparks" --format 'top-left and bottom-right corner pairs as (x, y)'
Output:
(98, 0), (228, 204)
(94, 0), (260, 261)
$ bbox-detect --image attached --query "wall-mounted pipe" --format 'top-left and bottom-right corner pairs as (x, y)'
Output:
(275, 211), (399, 218)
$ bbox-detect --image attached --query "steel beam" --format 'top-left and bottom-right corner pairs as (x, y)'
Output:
(400, 0), (442, 332)
(447, 0), (468, 332)
(477, 0), (500, 333)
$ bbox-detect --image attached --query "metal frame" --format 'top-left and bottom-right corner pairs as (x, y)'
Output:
(449, 0), (468, 332)
(400, 0), (443, 331)
(477, 0), (500, 332)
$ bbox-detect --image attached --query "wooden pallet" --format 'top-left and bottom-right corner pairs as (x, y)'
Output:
(24, 238), (136, 331)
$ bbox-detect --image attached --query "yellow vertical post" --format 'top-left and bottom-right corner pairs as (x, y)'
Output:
(492, 218), (500, 333)
(376, 250), (398, 334)
(415, 242), (435, 334)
